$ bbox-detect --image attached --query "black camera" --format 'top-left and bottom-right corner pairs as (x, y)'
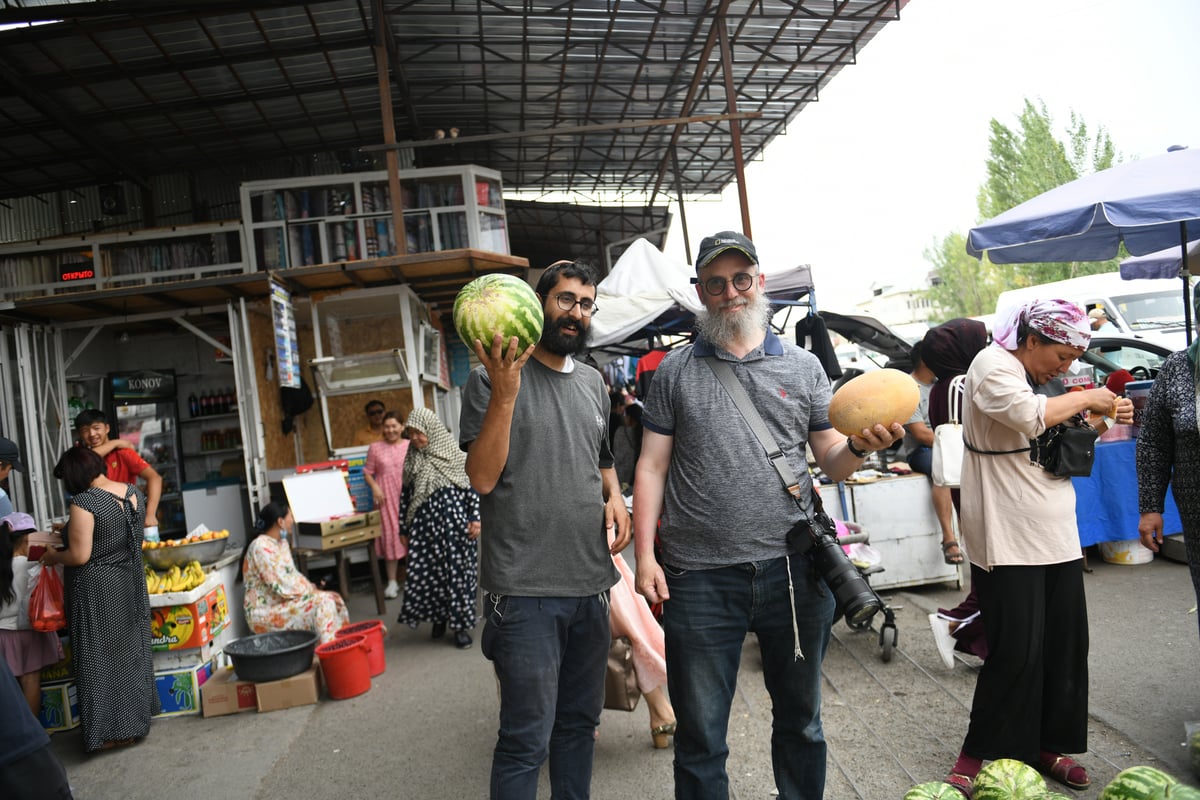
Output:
(789, 511), (882, 627)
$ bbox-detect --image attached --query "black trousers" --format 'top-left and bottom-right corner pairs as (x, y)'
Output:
(962, 561), (1088, 762)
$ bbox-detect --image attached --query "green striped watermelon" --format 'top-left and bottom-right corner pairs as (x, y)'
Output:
(974, 759), (1047, 800)
(904, 781), (965, 799)
(1099, 766), (1178, 800)
(1033, 794), (1073, 800)
(1166, 784), (1200, 800)
(453, 274), (544, 352)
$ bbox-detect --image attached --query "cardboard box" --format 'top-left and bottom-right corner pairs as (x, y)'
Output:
(150, 579), (230, 651)
(154, 660), (214, 717)
(295, 522), (380, 551)
(294, 510), (381, 539)
(39, 679), (80, 733)
(255, 663), (321, 713)
(40, 633), (72, 682)
(201, 666), (258, 718)
(152, 639), (217, 672)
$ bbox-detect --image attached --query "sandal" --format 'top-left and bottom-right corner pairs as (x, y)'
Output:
(651, 721), (676, 749)
(1039, 753), (1090, 790)
(945, 772), (974, 799)
(942, 540), (965, 565)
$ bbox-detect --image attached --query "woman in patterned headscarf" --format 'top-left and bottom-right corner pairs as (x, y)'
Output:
(942, 300), (1134, 797)
(396, 408), (481, 650)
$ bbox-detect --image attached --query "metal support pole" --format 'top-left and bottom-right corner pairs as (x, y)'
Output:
(717, 15), (752, 239)
(372, 0), (407, 255)
(671, 147), (693, 265)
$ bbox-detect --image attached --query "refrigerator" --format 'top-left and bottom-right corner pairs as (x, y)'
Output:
(107, 369), (186, 538)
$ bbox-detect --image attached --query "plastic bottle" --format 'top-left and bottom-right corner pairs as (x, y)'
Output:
(188, 392), (199, 418)
(200, 390), (210, 416)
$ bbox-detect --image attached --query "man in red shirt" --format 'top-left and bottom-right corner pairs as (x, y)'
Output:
(74, 409), (163, 534)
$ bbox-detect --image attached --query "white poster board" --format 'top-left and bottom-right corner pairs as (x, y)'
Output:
(282, 471), (355, 523)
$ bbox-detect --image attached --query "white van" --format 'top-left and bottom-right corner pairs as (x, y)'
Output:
(994, 272), (1190, 351)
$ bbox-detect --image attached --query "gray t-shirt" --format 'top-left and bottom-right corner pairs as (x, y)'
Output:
(459, 357), (619, 597)
(899, 378), (934, 460)
(641, 331), (833, 569)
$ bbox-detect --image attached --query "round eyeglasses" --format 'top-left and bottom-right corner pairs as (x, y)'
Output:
(554, 292), (599, 317)
(691, 272), (757, 296)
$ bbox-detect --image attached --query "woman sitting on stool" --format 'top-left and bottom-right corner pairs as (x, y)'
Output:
(241, 501), (349, 644)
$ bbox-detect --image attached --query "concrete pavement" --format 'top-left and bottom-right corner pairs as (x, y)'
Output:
(50, 546), (1200, 799)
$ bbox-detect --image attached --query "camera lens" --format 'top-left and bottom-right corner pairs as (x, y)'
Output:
(810, 535), (881, 627)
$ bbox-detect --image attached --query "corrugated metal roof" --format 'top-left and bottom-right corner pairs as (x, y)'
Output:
(0, 0), (906, 203)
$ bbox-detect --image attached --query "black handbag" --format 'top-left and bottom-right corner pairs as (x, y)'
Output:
(965, 415), (1097, 478)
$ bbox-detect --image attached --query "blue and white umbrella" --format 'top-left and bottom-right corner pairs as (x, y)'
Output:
(1119, 238), (1200, 280)
(968, 146), (1200, 343)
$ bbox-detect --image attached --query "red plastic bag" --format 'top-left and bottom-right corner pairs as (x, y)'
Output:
(29, 565), (66, 632)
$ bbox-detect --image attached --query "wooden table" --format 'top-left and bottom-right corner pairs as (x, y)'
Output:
(293, 529), (386, 615)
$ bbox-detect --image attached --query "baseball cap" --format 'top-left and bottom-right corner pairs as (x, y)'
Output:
(0, 511), (36, 534)
(0, 437), (24, 472)
(695, 231), (758, 272)
(1088, 308), (1107, 320)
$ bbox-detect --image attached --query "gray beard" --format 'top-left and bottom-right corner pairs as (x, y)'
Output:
(695, 289), (772, 348)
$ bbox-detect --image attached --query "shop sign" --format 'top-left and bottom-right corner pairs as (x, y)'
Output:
(59, 262), (95, 282)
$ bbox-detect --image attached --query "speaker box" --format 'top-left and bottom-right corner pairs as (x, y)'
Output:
(99, 184), (127, 216)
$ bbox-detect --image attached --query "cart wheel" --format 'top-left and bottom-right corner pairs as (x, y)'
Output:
(878, 621), (898, 663)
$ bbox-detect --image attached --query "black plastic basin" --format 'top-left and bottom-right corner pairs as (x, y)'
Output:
(224, 630), (318, 683)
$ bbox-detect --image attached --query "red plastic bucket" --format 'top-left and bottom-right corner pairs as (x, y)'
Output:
(336, 620), (386, 676)
(315, 634), (371, 699)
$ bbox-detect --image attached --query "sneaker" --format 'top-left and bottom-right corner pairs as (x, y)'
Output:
(929, 613), (956, 669)
(431, 621), (446, 640)
(454, 630), (473, 649)
(384, 580), (400, 599)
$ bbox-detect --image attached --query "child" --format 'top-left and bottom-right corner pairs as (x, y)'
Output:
(0, 512), (65, 715)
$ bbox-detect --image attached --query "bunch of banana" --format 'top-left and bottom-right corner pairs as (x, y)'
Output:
(144, 561), (207, 594)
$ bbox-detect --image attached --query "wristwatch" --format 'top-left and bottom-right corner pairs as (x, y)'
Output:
(845, 436), (868, 459)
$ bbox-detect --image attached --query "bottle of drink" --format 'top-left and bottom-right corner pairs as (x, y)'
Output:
(188, 392), (199, 418)
(225, 386), (236, 414)
(200, 390), (210, 416)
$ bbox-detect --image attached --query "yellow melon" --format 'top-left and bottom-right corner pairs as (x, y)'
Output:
(828, 368), (920, 437)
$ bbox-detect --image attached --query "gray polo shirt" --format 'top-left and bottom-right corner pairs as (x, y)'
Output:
(642, 331), (832, 569)
(459, 357), (619, 597)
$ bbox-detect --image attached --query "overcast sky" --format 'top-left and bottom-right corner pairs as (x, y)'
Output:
(659, 0), (1200, 312)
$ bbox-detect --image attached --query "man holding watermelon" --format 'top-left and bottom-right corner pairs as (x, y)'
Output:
(458, 260), (631, 800)
(632, 231), (902, 800)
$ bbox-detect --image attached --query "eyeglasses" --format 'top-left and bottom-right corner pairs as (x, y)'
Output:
(691, 272), (758, 296)
(554, 292), (599, 317)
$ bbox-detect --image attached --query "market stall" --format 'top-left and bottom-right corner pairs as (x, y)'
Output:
(1073, 439), (1183, 548)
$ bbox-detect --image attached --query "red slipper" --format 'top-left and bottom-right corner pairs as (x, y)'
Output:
(945, 772), (974, 798)
(1039, 754), (1090, 790)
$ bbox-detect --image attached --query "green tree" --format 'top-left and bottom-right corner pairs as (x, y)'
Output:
(927, 99), (1122, 316)
(925, 232), (1004, 320)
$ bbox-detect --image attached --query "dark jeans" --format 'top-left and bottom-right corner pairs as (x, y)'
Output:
(908, 444), (932, 475)
(480, 593), (610, 800)
(662, 553), (835, 800)
(0, 743), (74, 800)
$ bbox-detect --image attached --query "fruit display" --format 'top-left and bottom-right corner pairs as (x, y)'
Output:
(142, 528), (230, 550)
(827, 367), (920, 437)
(145, 560), (207, 594)
(903, 781), (963, 799)
(453, 273), (544, 352)
(1099, 766), (1183, 800)
(971, 758), (1046, 800)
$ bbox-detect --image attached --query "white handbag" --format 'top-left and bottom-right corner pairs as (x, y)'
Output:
(931, 375), (966, 488)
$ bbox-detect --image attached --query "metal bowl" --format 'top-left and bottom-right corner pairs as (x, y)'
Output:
(142, 537), (230, 569)
(224, 630), (319, 683)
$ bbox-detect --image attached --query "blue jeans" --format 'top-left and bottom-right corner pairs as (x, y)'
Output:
(480, 593), (610, 800)
(663, 554), (835, 800)
(908, 444), (932, 475)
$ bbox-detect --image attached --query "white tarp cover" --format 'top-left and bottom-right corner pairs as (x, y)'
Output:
(589, 238), (703, 347)
(589, 237), (814, 347)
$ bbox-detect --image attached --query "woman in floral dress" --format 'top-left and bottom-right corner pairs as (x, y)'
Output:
(364, 411), (410, 599)
(241, 501), (348, 643)
(396, 408), (480, 649)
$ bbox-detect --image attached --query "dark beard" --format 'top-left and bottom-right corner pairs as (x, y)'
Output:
(539, 316), (592, 356)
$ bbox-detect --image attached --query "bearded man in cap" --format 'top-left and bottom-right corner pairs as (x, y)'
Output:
(633, 231), (902, 799)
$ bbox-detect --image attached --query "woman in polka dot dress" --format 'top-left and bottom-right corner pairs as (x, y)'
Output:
(43, 446), (158, 752)
(397, 408), (480, 649)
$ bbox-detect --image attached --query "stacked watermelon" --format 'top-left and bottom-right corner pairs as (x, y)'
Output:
(1099, 766), (1200, 800)
(973, 759), (1047, 800)
(453, 274), (544, 352)
(904, 782), (966, 799)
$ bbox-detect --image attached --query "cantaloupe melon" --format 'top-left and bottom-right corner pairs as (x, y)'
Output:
(828, 368), (920, 437)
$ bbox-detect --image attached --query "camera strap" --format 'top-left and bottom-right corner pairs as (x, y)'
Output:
(706, 356), (826, 661)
